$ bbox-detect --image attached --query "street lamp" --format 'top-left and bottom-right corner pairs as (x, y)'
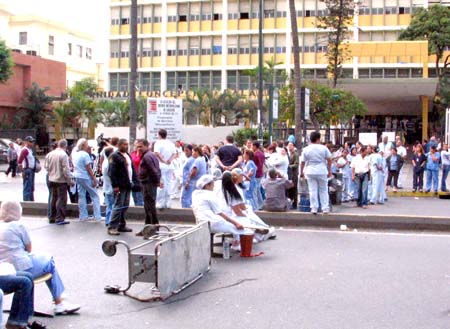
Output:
(257, 0), (264, 141)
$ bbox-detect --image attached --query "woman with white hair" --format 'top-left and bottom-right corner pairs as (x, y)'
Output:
(0, 201), (80, 315)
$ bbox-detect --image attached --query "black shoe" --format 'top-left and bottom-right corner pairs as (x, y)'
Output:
(28, 321), (46, 329)
(56, 220), (70, 225)
(118, 226), (132, 233)
(48, 218), (56, 224)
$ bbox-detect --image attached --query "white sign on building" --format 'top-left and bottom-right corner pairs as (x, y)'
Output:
(147, 98), (183, 142)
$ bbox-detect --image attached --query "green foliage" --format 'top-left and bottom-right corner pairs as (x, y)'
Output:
(399, 5), (450, 78)
(233, 128), (258, 147)
(437, 76), (450, 110)
(317, 0), (354, 87)
(70, 77), (98, 96)
(278, 82), (295, 123)
(0, 39), (13, 84)
(95, 99), (129, 127)
(279, 80), (367, 127)
(243, 57), (287, 87)
(183, 89), (253, 126)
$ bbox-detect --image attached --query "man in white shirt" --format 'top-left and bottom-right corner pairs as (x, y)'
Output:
(351, 145), (370, 208)
(378, 136), (393, 158)
(396, 140), (407, 188)
(153, 129), (176, 209)
(441, 143), (450, 192)
(300, 131), (332, 214)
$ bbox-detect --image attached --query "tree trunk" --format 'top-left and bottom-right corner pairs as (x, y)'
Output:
(289, 0), (303, 150)
(129, 0), (138, 144)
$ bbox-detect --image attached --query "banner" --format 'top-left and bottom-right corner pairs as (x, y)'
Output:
(358, 132), (377, 146)
(147, 98), (182, 142)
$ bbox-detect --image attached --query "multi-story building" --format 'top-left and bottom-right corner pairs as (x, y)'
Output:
(108, 0), (449, 138)
(0, 4), (101, 88)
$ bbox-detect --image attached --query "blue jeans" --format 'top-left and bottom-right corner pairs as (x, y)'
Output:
(110, 188), (131, 229)
(426, 169), (439, 192)
(104, 193), (115, 225)
(354, 173), (369, 207)
(181, 182), (195, 208)
(132, 191), (144, 206)
(26, 253), (65, 301)
(22, 168), (35, 201)
(76, 178), (101, 220)
(441, 165), (449, 191)
(0, 271), (34, 327)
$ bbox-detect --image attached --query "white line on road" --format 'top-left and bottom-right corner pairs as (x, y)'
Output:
(279, 227), (450, 238)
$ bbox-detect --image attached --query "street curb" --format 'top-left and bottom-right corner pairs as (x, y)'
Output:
(19, 201), (450, 232)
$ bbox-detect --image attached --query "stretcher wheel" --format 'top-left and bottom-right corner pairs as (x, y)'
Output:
(102, 240), (118, 257)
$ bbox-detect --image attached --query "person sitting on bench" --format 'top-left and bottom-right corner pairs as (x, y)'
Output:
(0, 201), (80, 316)
(192, 175), (252, 251)
(0, 261), (46, 329)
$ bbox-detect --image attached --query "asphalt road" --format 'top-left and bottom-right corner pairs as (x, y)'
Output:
(2, 217), (450, 329)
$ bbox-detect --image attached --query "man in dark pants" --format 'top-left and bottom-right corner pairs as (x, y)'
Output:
(44, 139), (72, 225)
(287, 142), (299, 209)
(18, 136), (36, 201)
(135, 139), (161, 236)
(5, 142), (18, 177)
(108, 139), (135, 235)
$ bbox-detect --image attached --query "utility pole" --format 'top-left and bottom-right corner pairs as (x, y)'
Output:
(129, 0), (138, 144)
(257, 0), (264, 141)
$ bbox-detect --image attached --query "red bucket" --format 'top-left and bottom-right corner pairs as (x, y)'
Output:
(240, 234), (254, 257)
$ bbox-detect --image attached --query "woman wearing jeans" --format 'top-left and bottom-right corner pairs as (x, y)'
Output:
(425, 146), (440, 193)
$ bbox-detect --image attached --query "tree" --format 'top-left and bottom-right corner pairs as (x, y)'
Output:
(52, 102), (81, 138)
(288, 0), (303, 148)
(0, 39), (13, 84)
(19, 82), (53, 146)
(317, 0), (354, 88)
(399, 5), (450, 80)
(243, 57), (287, 87)
(96, 99), (129, 127)
(279, 80), (367, 128)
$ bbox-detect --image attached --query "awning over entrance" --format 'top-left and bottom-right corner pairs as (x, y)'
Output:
(339, 78), (438, 116)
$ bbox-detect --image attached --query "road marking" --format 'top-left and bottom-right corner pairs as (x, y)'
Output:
(279, 227), (450, 238)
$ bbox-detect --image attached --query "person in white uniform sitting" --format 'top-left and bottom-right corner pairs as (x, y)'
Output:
(192, 175), (252, 251)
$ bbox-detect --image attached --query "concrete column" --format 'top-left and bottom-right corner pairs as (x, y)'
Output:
(421, 95), (428, 141)
(160, 0), (168, 92)
(221, 0), (228, 91)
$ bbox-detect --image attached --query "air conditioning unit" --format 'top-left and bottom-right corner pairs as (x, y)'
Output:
(26, 50), (37, 56)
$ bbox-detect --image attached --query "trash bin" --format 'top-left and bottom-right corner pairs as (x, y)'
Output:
(297, 178), (311, 212)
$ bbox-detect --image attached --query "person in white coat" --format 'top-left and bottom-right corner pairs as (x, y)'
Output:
(369, 149), (386, 204)
(153, 129), (176, 210)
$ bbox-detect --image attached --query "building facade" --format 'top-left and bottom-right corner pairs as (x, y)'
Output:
(0, 4), (100, 88)
(0, 51), (66, 124)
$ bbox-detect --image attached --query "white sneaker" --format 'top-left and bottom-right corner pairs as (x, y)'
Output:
(54, 301), (81, 315)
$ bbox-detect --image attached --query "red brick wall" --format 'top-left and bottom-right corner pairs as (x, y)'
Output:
(0, 52), (66, 124)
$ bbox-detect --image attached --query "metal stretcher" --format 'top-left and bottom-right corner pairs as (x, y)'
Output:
(102, 222), (211, 301)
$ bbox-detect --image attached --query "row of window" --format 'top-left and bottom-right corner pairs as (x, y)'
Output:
(111, 6), (415, 26)
(109, 68), (432, 92)
(18, 31), (92, 59)
(110, 45), (328, 58)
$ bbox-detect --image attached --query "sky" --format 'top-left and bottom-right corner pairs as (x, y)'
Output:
(1, 0), (110, 62)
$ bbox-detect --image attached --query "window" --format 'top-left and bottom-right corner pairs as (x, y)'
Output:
(179, 15), (187, 22)
(110, 73), (118, 91)
(399, 7), (410, 14)
(68, 43), (72, 55)
(358, 69), (370, 78)
(240, 12), (249, 19)
(213, 13), (221, 20)
(189, 48), (200, 55)
(201, 48), (211, 55)
(77, 45), (83, 58)
(121, 18), (130, 24)
(264, 9), (275, 18)
(26, 50), (37, 56)
(385, 7), (397, 14)
(212, 46), (222, 54)
(119, 73), (129, 91)
(371, 68), (383, 78)
(19, 32), (27, 45)
(86, 47), (92, 60)
(200, 72), (210, 88)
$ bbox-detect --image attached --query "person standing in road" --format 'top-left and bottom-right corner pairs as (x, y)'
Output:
(135, 139), (161, 236)
(287, 142), (299, 209)
(252, 141), (265, 210)
(44, 139), (73, 225)
(130, 140), (144, 206)
(300, 131), (332, 214)
(440, 143), (449, 192)
(17, 136), (36, 202)
(425, 145), (440, 194)
(351, 145), (371, 208)
(153, 129), (176, 210)
(72, 138), (101, 221)
(5, 142), (18, 178)
(107, 139), (135, 236)
(215, 135), (243, 172)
